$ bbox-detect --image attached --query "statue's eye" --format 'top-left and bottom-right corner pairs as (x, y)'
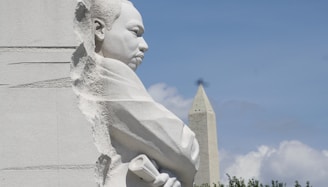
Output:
(129, 26), (144, 37)
(131, 28), (139, 36)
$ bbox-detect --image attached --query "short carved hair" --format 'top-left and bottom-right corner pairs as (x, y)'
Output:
(73, 0), (132, 56)
(90, 0), (132, 28)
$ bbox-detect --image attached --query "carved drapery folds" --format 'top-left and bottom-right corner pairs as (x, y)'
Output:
(71, 1), (199, 186)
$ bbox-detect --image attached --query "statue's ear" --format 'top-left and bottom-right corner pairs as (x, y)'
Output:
(94, 18), (106, 41)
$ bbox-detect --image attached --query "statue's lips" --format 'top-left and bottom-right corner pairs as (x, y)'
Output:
(133, 54), (144, 65)
(128, 55), (144, 70)
(135, 54), (144, 60)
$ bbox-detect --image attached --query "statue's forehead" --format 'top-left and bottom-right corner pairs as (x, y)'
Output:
(122, 0), (133, 6)
(118, 3), (144, 26)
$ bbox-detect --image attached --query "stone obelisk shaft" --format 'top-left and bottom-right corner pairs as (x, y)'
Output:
(188, 84), (220, 185)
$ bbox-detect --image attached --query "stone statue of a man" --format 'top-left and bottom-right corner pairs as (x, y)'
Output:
(71, 0), (199, 186)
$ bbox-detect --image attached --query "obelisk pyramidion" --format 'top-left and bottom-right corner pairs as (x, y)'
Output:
(189, 84), (220, 185)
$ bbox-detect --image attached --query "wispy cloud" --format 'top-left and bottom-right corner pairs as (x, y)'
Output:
(221, 140), (328, 186)
(147, 83), (193, 121)
(221, 146), (275, 183)
(147, 83), (328, 186)
(323, 150), (328, 157)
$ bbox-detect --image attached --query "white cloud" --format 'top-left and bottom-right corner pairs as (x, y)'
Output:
(147, 83), (193, 121)
(221, 141), (328, 186)
(323, 150), (328, 157)
(221, 146), (275, 184)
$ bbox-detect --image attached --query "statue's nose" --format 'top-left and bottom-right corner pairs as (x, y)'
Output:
(139, 37), (148, 52)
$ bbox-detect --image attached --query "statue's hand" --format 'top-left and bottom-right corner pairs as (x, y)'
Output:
(129, 155), (183, 187)
(163, 177), (181, 187)
(153, 173), (181, 187)
(153, 173), (169, 186)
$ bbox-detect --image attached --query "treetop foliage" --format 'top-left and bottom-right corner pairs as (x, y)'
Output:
(193, 174), (312, 187)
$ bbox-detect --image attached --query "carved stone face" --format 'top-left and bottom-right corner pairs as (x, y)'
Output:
(101, 3), (148, 70)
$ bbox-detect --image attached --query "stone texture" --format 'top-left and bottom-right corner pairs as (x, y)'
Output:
(0, 0), (98, 186)
(0, 0), (77, 47)
(1, 0), (201, 186)
(0, 87), (98, 187)
(189, 84), (220, 185)
(71, 1), (200, 186)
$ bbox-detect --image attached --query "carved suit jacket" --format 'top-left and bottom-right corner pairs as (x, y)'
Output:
(71, 45), (199, 187)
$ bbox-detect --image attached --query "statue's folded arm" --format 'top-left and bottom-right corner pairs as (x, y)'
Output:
(71, 1), (199, 186)
(91, 99), (199, 186)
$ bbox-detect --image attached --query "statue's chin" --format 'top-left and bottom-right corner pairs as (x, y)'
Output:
(127, 60), (142, 71)
(126, 63), (136, 71)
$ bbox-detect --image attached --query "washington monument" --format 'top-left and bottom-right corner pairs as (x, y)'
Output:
(189, 82), (220, 185)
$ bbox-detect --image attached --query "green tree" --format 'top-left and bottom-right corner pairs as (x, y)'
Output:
(194, 174), (312, 187)
(295, 180), (301, 187)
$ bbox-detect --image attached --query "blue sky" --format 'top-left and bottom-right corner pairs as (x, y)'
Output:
(134, 1), (328, 185)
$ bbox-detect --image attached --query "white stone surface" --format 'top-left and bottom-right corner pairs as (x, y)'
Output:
(0, 87), (98, 187)
(0, 0), (98, 186)
(1, 0), (200, 186)
(189, 85), (220, 185)
(0, 0), (77, 46)
(71, 0), (200, 186)
(1, 168), (96, 187)
(0, 49), (73, 86)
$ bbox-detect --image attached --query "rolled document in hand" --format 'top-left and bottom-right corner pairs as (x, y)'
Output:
(128, 154), (160, 182)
